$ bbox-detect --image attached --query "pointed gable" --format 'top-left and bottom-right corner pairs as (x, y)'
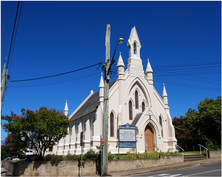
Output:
(127, 26), (141, 48)
(70, 79), (117, 121)
(127, 26), (141, 59)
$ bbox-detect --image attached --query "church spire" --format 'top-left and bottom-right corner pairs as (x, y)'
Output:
(127, 26), (141, 59)
(127, 26), (144, 76)
(99, 72), (104, 106)
(146, 59), (153, 85)
(162, 83), (168, 105)
(64, 100), (69, 116)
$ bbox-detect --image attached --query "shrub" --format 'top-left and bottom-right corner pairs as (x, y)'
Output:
(108, 152), (115, 160)
(1, 146), (11, 160)
(64, 153), (79, 161)
(143, 152), (159, 158)
(44, 154), (63, 165)
(206, 139), (220, 151)
(83, 150), (99, 161)
(50, 155), (63, 165)
(26, 155), (44, 161)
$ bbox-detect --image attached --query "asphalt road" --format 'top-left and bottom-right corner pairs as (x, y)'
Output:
(135, 162), (221, 177)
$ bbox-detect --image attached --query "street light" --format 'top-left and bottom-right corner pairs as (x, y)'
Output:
(117, 38), (124, 44)
(108, 38), (124, 74)
(102, 24), (124, 176)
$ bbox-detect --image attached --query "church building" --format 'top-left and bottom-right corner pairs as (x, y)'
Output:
(53, 27), (177, 155)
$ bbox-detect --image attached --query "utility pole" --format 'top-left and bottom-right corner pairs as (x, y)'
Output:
(101, 24), (124, 176)
(102, 24), (111, 176)
(1, 62), (8, 112)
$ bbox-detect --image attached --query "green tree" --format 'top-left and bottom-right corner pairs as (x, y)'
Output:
(184, 96), (221, 149)
(4, 132), (27, 158)
(1, 146), (11, 160)
(172, 116), (192, 151)
(2, 106), (71, 157)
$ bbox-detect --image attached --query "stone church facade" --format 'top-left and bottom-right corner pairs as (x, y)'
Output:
(52, 27), (177, 155)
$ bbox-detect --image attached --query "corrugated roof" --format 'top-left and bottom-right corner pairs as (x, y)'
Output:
(70, 79), (117, 122)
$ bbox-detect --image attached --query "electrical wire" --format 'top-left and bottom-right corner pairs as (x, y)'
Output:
(154, 70), (220, 85)
(8, 58), (220, 92)
(6, 1), (20, 69)
(8, 73), (100, 87)
(154, 61), (220, 71)
(8, 1), (24, 75)
(9, 62), (103, 82)
(3, 1), (10, 64)
(154, 79), (220, 92)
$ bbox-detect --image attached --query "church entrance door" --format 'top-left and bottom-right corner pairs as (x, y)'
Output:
(144, 124), (154, 152)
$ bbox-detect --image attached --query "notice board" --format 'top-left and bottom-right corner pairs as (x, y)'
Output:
(118, 123), (136, 148)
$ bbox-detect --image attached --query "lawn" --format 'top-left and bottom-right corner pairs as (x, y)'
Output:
(177, 151), (205, 154)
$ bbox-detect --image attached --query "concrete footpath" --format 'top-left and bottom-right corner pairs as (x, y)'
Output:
(109, 157), (221, 176)
(1, 165), (12, 176)
(1, 157), (221, 176)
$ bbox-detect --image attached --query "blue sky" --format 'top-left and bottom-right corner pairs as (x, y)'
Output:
(1, 1), (221, 141)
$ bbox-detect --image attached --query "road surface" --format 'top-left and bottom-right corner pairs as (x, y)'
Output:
(135, 162), (221, 177)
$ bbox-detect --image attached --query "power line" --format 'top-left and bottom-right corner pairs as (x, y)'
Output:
(9, 62), (102, 82)
(8, 72), (100, 87)
(3, 2), (10, 63)
(8, 1), (24, 75)
(154, 70), (220, 85)
(153, 61), (221, 70)
(6, 1), (21, 69)
(154, 79), (220, 92)
(127, 62), (221, 83)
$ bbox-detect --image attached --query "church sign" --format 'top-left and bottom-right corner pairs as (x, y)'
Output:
(118, 123), (136, 148)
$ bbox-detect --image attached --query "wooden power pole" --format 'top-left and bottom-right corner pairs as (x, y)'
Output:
(102, 24), (110, 176)
(1, 63), (8, 112)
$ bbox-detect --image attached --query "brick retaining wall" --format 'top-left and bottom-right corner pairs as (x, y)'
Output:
(2, 155), (183, 176)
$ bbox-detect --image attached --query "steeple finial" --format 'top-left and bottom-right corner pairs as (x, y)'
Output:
(162, 83), (168, 105)
(99, 72), (104, 105)
(146, 58), (153, 85)
(117, 52), (125, 67)
(99, 72), (104, 88)
(146, 58), (153, 74)
(64, 100), (69, 116)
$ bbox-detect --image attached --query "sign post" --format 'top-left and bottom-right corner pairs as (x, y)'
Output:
(100, 135), (104, 176)
(80, 132), (83, 177)
(118, 123), (136, 154)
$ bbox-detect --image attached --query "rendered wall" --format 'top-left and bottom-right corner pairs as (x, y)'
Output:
(209, 151), (221, 158)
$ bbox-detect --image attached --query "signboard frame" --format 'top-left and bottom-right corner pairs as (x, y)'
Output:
(118, 123), (136, 150)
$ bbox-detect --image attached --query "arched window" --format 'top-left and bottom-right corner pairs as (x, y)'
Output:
(159, 116), (163, 137)
(133, 42), (136, 54)
(159, 116), (162, 126)
(135, 90), (139, 109)
(142, 102), (145, 112)
(69, 126), (72, 143)
(110, 112), (114, 137)
(129, 100), (133, 120)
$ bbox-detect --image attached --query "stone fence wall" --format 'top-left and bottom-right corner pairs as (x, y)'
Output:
(209, 151), (221, 158)
(2, 155), (183, 176)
